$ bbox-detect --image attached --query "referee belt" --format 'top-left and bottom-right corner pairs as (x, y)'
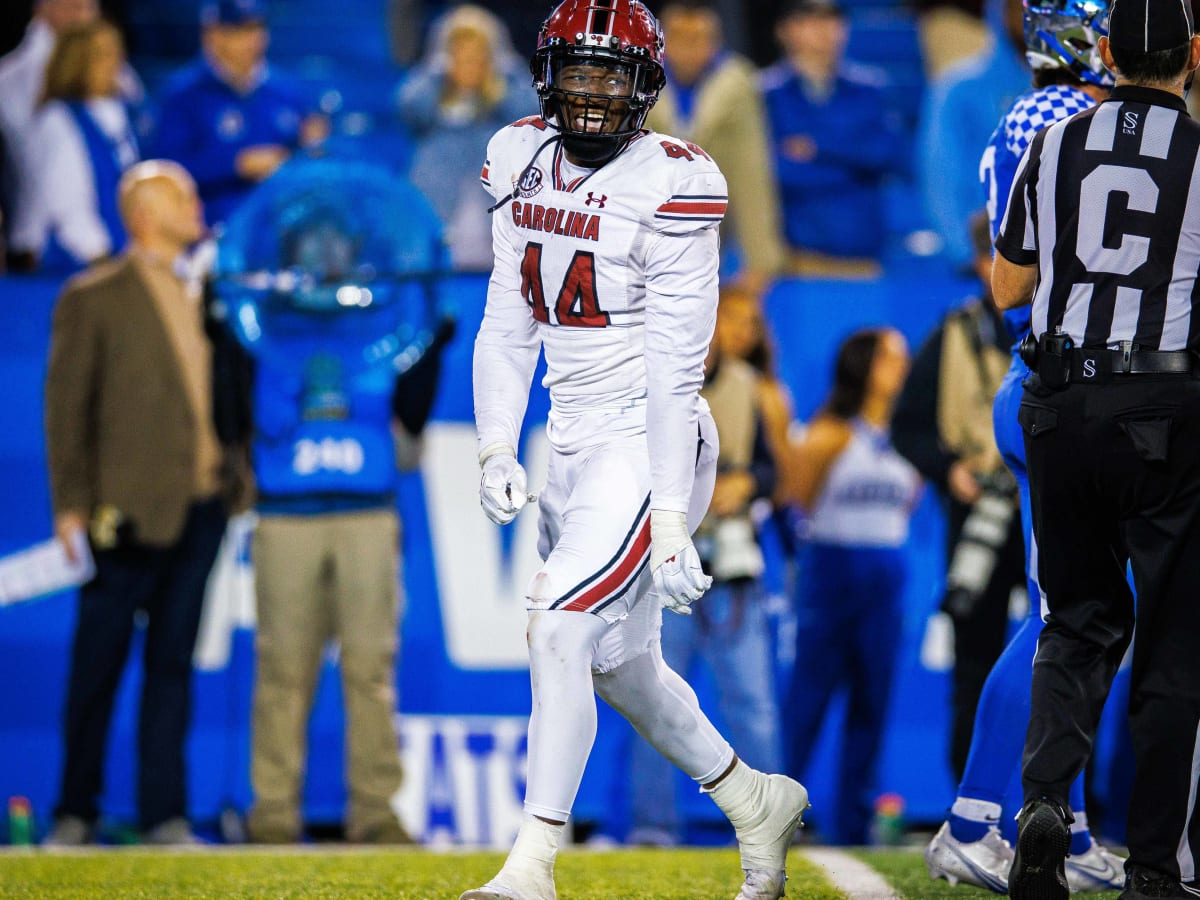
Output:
(1032, 345), (1197, 381)
(1078, 346), (1194, 375)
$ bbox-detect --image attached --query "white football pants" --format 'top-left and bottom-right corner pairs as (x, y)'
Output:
(522, 610), (733, 822)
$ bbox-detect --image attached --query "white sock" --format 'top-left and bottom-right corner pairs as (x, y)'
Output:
(501, 816), (564, 874)
(950, 796), (1003, 825)
(1070, 811), (1089, 835)
(704, 759), (766, 832)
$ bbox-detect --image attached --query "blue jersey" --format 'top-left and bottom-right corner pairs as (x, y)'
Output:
(980, 83), (1095, 338)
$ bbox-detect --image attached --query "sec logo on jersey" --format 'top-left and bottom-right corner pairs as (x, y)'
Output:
(517, 167), (545, 199)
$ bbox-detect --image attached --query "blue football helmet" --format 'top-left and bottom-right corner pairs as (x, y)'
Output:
(1024, 0), (1114, 87)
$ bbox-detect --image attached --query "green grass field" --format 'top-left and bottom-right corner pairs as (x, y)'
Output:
(0, 846), (1126, 899)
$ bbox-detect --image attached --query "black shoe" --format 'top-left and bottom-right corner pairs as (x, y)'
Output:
(1009, 798), (1071, 900)
(1120, 865), (1200, 899)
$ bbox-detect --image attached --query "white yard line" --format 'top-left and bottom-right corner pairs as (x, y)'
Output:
(802, 847), (901, 900)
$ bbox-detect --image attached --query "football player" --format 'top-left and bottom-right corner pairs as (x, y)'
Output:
(464, 2), (809, 899)
(924, 0), (1125, 892)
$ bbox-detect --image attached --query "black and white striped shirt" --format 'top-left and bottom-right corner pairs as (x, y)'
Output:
(996, 85), (1200, 352)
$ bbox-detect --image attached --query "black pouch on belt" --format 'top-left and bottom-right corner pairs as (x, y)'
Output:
(1038, 331), (1074, 389)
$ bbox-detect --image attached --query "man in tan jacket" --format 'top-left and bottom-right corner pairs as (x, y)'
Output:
(43, 160), (235, 846)
(649, 0), (787, 293)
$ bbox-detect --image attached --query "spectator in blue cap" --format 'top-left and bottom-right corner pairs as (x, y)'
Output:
(149, 0), (329, 228)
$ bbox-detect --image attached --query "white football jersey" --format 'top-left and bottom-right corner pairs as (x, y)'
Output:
(473, 117), (728, 513)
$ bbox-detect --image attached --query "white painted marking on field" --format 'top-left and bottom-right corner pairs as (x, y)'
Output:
(802, 848), (901, 899)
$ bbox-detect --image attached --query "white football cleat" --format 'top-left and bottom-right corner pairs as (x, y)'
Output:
(925, 821), (1012, 893)
(736, 868), (788, 900)
(1065, 840), (1126, 892)
(459, 865), (556, 900)
(733, 774), (809, 899)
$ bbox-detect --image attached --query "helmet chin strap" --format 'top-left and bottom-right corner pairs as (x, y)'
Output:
(561, 131), (629, 167)
(486, 99), (641, 217)
(551, 92), (639, 167)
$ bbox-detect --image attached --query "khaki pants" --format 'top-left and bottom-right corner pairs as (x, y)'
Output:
(248, 508), (403, 841)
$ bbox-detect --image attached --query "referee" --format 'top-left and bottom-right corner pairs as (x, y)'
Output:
(993, 1), (1200, 898)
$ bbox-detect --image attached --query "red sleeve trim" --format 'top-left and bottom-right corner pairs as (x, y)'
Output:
(655, 200), (728, 215)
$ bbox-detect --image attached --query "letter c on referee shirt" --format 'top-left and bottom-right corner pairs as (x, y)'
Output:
(1077, 165), (1159, 275)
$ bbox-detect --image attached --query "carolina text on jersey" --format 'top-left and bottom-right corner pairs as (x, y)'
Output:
(510, 202), (602, 242)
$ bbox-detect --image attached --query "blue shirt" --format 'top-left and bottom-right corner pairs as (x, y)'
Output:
(918, 39), (1029, 268)
(150, 59), (314, 226)
(761, 61), (904, 259)
(981, 83), (1095, 337)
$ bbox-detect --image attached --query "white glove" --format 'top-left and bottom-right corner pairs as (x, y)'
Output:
(650, 509), (712, 615)
(479, 444), (528, 525)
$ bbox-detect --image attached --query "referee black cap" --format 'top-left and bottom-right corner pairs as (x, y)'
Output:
(1107, 0), (1194, 52)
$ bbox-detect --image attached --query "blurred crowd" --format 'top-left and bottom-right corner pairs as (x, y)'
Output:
(0, 0), (1091, 278)
(0, 0), (1135, 848)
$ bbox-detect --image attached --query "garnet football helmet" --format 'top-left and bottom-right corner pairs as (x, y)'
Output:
(531, 0), (667, 165)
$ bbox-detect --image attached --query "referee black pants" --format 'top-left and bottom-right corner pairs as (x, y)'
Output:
(1021, 376), (1200, 881)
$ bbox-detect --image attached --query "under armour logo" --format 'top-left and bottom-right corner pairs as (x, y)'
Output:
(585, 192), (607, 208)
